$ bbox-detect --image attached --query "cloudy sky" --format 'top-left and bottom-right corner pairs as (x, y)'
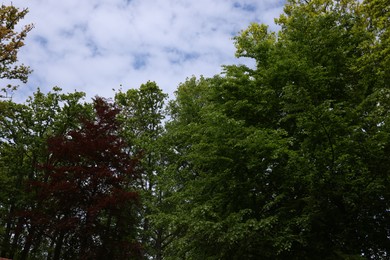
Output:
(10, 0), (285, 102)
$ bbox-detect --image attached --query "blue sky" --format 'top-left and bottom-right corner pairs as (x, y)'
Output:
(10, 0), (285, 102)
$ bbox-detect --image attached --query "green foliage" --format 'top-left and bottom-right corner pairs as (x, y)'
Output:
(116, 82), (170, 260)
(163, 0), (390, 259)
(116, 81), (167, 142)
(1, 0), (390, 259)
(359, 0), (390, 91)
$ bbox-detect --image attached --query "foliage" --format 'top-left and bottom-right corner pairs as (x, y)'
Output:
(22, 97), (142, 259)
(163, 0), (390, 259)
(0, 4), (33, 98)
(1, 0), (390, 259)
(116, 82), (172, 260)
(0, 88), (89, 259)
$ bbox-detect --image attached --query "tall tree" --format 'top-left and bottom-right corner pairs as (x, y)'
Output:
(0, 4), (33, 98)
(23, 97), (142, 260)
(115, 81), (172, 260)
(164, 0), (389, 258)
(164, 76), (292, 259)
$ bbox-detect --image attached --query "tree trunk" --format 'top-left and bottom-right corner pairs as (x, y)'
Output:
(9, 217), (24, 259)
(0, 209), (13, 257)
(155, 228), (163, 260)
(19, 230), (34, 260)
(52, 232), (65, 260)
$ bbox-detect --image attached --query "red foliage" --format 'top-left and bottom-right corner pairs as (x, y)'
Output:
(24, 97), (142, 259)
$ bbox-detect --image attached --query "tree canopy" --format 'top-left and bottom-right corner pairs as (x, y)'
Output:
(1, 0), (389, 259)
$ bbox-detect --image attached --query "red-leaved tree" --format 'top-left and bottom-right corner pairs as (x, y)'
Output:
(23, 97), (142, 259)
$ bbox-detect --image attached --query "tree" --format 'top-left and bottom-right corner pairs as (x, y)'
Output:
(115, 82), (172, 260)
(360, 0), (389, 89)
(164, 0), (389, 258)
(0, 88), (89, 259)
(0, 4), (33, 98)
(270, 1), (390, 256)
(23, 97), (142, 259)
(164, 76), (292, 259)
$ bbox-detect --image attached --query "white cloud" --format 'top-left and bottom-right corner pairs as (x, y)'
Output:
(9, 0), (285, 102)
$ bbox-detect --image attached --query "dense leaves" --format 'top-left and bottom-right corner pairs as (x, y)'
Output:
(1, 0), (390, 259)
(162, 0), (390, 259)
(116, 82), (169, 259)
(22, 97), (141, 259)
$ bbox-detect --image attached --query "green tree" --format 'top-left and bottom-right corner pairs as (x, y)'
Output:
(115, 82), (172, 260)
(361, 0), (389, 86)
(164, 0), (389, 258)
(164, 76), (292, 259)
(0, 4), (33, 98)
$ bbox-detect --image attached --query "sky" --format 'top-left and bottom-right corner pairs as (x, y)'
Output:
(9, 0), (286, 102)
